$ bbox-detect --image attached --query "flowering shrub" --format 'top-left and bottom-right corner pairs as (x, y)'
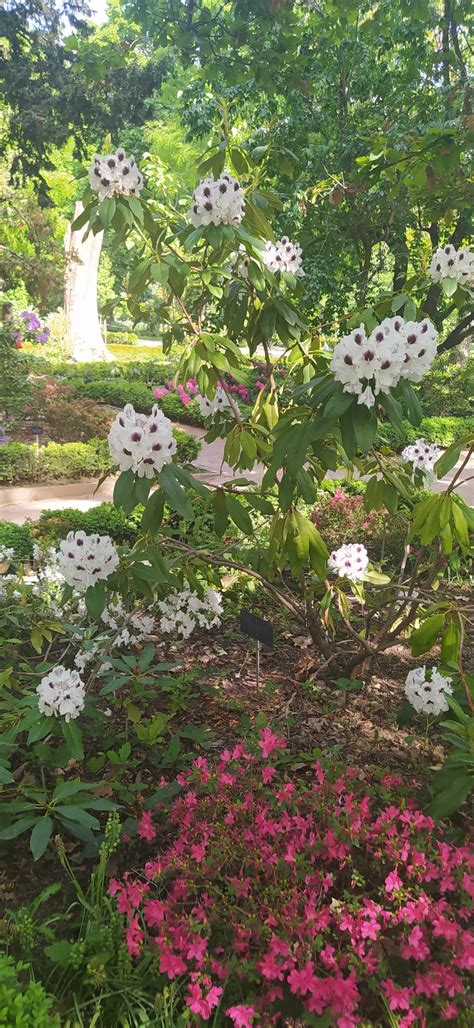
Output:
(19, 382), (113, 444)
(402, 438), (441, 477)
(327, 542), (369, 581)
(37, 665), (85, 721)
(154, 372), (251, 409)
(311, 490), (408, 566)
(262, 236), (304, 277)
(429, 244), (473, 286)
(157, 587), (223, 639)
(89, 148), (143, 200)
(189, 172), (245, 227)
(57, 530), (119, 590)
(108, 403), (177, 477)
(330, 316), (437, 409)
(405, 667), (453, 716)
(113, 736), (473, 1025)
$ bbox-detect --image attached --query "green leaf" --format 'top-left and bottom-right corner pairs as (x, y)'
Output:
(71, 202), (96, 232)
(380, 392), (404, 430)
(27, 716), (52, 745)
(451, 500), (470, 549)
(441, 276), (458, 297)
(429, 775), (472, 818)
(158, 464), (194, 521)
(230, 147), (251, 176)
(55, 806), (100, 830)
(403, 297), (417, 320)
(62, 720), (84, 761)
(127, 195), (144, 224)
(98, 196), (116, 227)
(113, 469), (135, 509)
(441, 619), (461, 664)
(141, 487), (165, 532)
(278, 473), (294, 512)
(226, 495), (253, 535)
(0, 765), (14, 784)
(410, 613), (445, 657)
(0, 816), (38, 840)
(396, 700), (416, 727)
(45, 941), (74, 966)
(352, 404), (377, 452)
(435, 443), (462, 479)
(52, 779), (94, 803)
(150, 262), (169, 285)
(85, 582), (106, 620)
(30, 817), (53, 861)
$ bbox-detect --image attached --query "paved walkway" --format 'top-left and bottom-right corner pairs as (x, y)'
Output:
(0, 425), (472, 524)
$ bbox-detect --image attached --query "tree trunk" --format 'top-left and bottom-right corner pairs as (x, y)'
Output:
(64, 201), (114, 362)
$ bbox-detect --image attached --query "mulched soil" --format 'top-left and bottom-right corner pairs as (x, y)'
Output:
(158, 611), (447, 783)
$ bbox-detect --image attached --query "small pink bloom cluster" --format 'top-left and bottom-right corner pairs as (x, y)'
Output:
(111, 730), (473, 1026)
(154, 378), (199, 407)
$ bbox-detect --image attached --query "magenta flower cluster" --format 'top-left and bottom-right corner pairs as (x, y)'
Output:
(19, 310), (50, 344)
(111, 730), (473, 1026)
(154, 374), (250, 407)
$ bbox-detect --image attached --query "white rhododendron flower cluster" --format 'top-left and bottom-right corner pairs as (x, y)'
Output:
(328, 543), (369, 582)
(102, 599), (154, 647)
(158, 588), (223, 639)
(58, 532), (119, 591)
(108, 404), (177, 477)
(197, 386), (233, 418)
(89, 148), (143, 201)
(405, 666), (453, 715)
(402, 438), (441, 475)
(37, 665), (85, 722)
(0, 547), (15, 567)
(330, 315), (438, 408)
(74, 601), (155, 672)
(0, 546), (64, 607)
(429, 244), (473, 286)
(262, 236), (304, 277)
(189, 172), (244, 227)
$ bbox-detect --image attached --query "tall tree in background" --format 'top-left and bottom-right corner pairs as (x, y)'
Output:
(126, 0), (472, 347)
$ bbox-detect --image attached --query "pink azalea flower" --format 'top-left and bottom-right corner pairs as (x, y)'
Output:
(226, 1005), (256, 1027)
(126, 915), (143, 957)
(385, 870), (403, 893)
(154, 386), (169, 398)
(137, 810), (156, 841)
(159, 948), (187, 979)
(258, 726), (287, 759)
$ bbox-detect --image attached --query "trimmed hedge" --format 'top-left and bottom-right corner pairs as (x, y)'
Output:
(376, 415), (474, 450)
(31, 503), (142, 546)
(0, 429), (200, 484)
(0, 520), (34, 560)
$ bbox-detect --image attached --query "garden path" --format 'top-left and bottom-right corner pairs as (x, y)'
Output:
(0, 424), (472, 524)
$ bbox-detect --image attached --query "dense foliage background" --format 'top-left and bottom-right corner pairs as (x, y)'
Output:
(1, 0), (472, 345)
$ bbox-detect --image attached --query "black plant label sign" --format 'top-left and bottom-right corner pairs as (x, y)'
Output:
(240, 609), (274, 646)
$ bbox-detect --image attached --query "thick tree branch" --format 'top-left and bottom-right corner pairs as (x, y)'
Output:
(438, 312), (473, 353)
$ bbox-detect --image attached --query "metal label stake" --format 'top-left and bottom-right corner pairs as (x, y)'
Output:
(239, 610), (274, 694)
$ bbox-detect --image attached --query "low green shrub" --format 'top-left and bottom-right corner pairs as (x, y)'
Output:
(0, 521), (34, 560)
(105, 330), (139, 346)
(376, 415), (474, 450)
(0, 954), (60, 1027)
(0, 430), (199, 484)
(31, 502), (142, 545)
